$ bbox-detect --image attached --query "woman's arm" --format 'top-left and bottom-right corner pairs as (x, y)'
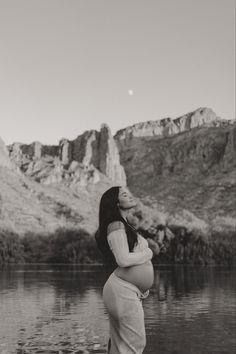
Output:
(107, 222), (153, 267)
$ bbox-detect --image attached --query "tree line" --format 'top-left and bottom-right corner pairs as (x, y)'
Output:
(0, 226), (235, 265)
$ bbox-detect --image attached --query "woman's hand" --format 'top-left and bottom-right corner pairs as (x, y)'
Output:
(147, 237), (167, 255)
(146, 238), (161, 256)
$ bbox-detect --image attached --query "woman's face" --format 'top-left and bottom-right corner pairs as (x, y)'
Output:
(118, 187), (137, 210)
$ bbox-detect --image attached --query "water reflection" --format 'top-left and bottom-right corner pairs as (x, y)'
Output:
(0, 265), (235, 354)
(145, 266), (236, 354)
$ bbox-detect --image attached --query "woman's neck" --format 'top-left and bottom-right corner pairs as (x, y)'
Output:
(119, 209), (129, 222)
(119, 210), (138, 232)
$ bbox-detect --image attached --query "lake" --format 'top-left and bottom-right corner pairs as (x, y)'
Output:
(0, 264), (235, 354)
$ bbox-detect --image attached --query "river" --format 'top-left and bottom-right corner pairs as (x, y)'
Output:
(0, 264), (235, 354)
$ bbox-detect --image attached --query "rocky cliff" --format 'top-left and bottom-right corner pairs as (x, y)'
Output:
(120, 121), (236, 213)
(114, 115), (235, 224)
(115, 107), (228, 148)
(8, 124), (126, 188)
(0, 122), (129, 236)
(0, 151), (114, 236)
(0, 137), (13, 169)
(1, 107), (235, 264)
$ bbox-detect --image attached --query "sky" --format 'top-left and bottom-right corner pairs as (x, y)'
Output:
(0, 0), (235, 145)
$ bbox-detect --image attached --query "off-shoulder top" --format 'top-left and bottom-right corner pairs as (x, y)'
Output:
(107, 229), (153, 268)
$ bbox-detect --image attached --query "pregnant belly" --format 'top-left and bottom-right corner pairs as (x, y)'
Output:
(114, 261), (154, 293)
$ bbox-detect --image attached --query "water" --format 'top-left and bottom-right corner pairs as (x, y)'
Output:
(0, 264), (235, 354)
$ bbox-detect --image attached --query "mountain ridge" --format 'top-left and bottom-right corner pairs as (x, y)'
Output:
(114, 107), (231, 142)
(0, 107), (235, 264)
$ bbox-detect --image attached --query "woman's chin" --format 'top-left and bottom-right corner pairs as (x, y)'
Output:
(128, 201), (137, 208)
(120, 201), (137, 210)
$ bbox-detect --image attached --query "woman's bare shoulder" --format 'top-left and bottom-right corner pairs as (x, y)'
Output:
(107, 221), (125, 234)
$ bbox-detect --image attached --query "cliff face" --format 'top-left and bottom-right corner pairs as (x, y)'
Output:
(1, 123), (127, 235)
(1, 107), (235, 248)
(0, 136), (116, 235)
(113, 112), (236, 266)
(115, 107), (227, 148)
(115, 119), (236, 224)
(0, 137), (13, 169)
(8, 124), (126, 188)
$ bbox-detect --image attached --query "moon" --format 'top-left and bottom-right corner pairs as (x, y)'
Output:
(128, 89), (134, 96)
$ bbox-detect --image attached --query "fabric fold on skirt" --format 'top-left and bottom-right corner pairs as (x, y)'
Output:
(103, 271), (150, 354)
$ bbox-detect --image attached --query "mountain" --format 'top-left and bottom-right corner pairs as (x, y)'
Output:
(8, 124), (126, 188)
(0, 129), (116, 235)
(115, 107), (228, 144)
(114, 108), (236, 224)
(0, 107), (235, 264)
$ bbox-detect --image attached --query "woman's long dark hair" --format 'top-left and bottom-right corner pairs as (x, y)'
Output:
(95, 186), (138, 268)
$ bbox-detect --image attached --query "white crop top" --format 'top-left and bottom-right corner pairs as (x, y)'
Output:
(107, 229), (153, 268)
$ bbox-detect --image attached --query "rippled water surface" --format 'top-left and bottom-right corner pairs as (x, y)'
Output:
(0, 264), (235, 354)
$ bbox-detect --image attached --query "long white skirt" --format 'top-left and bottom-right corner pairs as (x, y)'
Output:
(102, 271), (149, 354)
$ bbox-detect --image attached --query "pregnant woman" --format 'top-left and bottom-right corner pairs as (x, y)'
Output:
(95, 186), (161, 354)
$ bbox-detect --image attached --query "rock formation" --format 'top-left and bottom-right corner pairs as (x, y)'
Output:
(8, 124), (127, 187)
(223, 124), (236, 168)
(0, 107), (235, 264)
(114, 107), (227, 148)
(72, 130), (99, 166)
(116, 119), (236, 224)
(98, 124), (126, 186)
(59, 138), (73, 165)
(0, 137), (13, 169)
